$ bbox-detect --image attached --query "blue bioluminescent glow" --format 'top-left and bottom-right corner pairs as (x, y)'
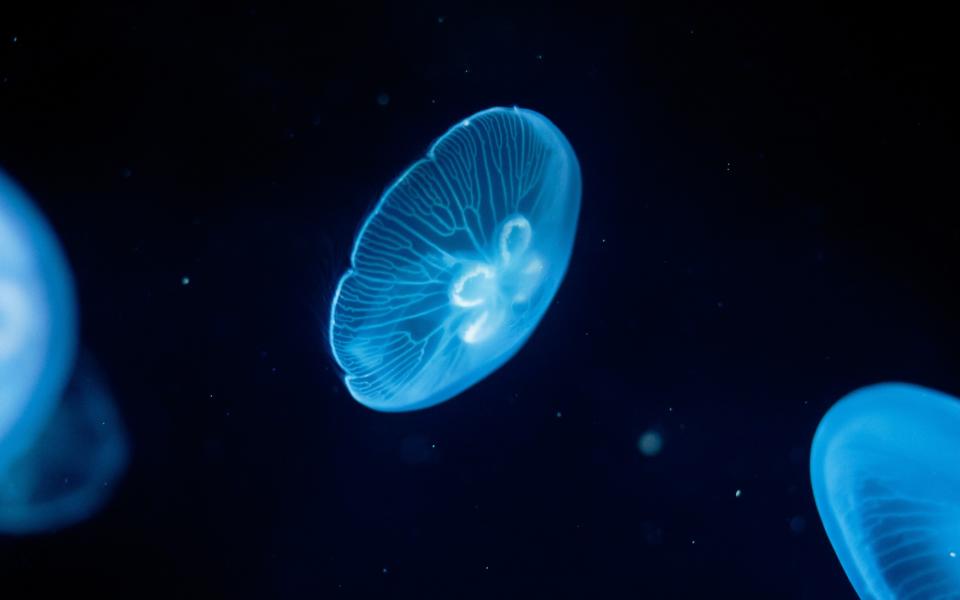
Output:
(810, 383), (960, 599)
(0, 172), (77, 474)
(0, 357), (127, 534)
(329, 107), (581, 412)
(0, 171), (127, 534)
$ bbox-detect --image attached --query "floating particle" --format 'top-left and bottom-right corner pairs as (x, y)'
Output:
(637, 430), (663, 457)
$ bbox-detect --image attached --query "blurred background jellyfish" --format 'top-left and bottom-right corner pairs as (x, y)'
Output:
(0, 170), (127, 534)
(810, 383), (960, 599)
(330, 107), (581, 411)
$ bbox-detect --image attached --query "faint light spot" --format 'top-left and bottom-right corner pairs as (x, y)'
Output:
(376, 92), (390, 106)
(555, 410), (562, 418)
(735, 489), (742, 498)
(950, 551), (957, 558)
(181, 276), (190, 286)
(641, 521), (663, 545)
(382, 567), (388, 575)
(638, 430), (663, 457)
(536, 54), (543, 61)
(437, 15), (445, 24)
(400, 435), (431, 465)
(789, 515), (807, 534)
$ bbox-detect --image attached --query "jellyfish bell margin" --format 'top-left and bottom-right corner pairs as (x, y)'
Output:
(0, 170), (78, 477)
(328, 107), (581, 412)
(810, 383), (960, 599)
(0, 170), (127, 534)
(0, 357), (128, 534)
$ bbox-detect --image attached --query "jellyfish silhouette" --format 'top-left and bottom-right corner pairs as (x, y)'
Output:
(329, 107), (581, 411)
(0, 171), (127, 533)
(810, 383), (960, 599)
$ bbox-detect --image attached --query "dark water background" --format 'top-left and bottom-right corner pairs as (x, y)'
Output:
(1, 2), (957, 597)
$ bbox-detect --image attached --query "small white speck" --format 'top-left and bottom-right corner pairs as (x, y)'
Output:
(463, 119), (471, 126)
(382, 567), (388, 574)
(691, 539), (696, 545)
(536, 54), (543, 61)
(437, 16), (445, 24)
(11, 36), (18, 44)
(181, 276), (190, 286)
(950, 551), (957, 558)
(555, 411), (562, 418)
(735, 489), (742, 498)
(431, 443), (436, 449)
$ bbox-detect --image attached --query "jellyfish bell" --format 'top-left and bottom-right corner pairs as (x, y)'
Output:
(0, 170), (127, 533)
(810, 383), (960, 599)
(0, 171), (77, 475)
(0, 356), (127, 534)
(329, 107), (581, 412)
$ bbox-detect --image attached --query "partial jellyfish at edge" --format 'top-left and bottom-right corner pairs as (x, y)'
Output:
(329, 107), (581, 412)
(810, 383), (960, 599)
(0, 170), (127, 534)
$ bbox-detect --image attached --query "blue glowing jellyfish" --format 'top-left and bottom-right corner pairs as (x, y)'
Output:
(810, 383), (960, 599)
(329, 107), (581, 411)
(0, 171), (127, 533)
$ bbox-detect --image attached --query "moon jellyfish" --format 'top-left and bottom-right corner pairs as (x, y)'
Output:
(329, 107), (581, 411)
(810, 383), (960, 599)
(0, 171), (127, 533)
